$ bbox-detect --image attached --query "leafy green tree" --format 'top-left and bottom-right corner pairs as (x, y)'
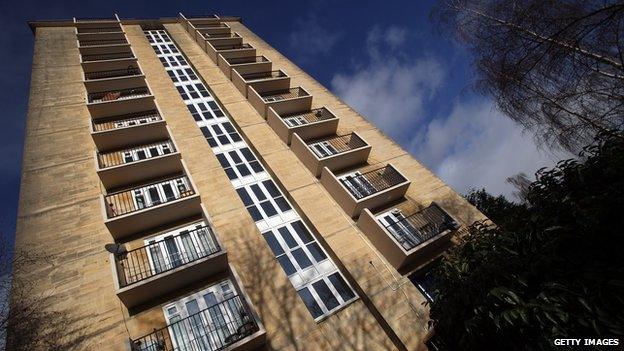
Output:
(429, 135), (624, 350)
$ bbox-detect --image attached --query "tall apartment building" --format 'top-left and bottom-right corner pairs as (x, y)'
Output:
(16, 13), (486, 351)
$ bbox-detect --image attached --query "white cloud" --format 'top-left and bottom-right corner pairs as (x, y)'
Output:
(411, 99), (568, 197)
(330, 25), (567, 199)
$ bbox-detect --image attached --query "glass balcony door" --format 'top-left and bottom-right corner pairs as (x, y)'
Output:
(144, 222), (209, 274)
(163, 280), (244, 351)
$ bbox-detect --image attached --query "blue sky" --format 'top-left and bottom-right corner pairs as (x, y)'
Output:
(0, 0), (563, 241)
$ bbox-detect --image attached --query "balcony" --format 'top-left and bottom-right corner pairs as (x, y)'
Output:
(102, 174), (201, 240)
(320, 164), (411, 218)
(207, 43), (256, 63)
(131, 293), (265, 351)
(76, 25), (123, 34)
(91, 110), (168, 151)
(78, 37), (128, 48)
(83, 65), (144, 92)
(248, 86), (312, 119)
(87, 86), (154, 119)
(232, 70), (289, 98)
(267, 107), (339, 145)
(81, 51), (134, 63)
(74, 17), (119, 23)
(96, 139), (182, 189)
(218, 56), (272, 80)
(112, 223), (227, 309)
(357, 203), (459, 269)
(194, 24), (232, 38)
(291, 132), (372, 177)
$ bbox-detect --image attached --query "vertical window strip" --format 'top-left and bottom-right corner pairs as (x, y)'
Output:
(144, 30), (357, 320)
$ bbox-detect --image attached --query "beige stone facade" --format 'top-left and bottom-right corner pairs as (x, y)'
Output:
(13, 14), (486, 351)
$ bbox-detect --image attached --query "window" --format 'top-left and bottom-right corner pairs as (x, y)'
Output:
(377, 209), (422, 250)
(339, 172), (377, 199)
(131, 177), (190, 210)
(144, 221), (217, 274)
(146, 28), (357, 321)
(309, 140), (338, 158)
(202, 122), (242, 148)
(283, 115), (308, 127)
(162, 279), (246, 351)
(409, 261), (440, 302)
(215, 148), (264, 181)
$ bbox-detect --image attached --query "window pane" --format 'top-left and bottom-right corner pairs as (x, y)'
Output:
(312, 280), (340, 311)
(250, 161), (264, 173)
(292, 248), (313, 270)
(236, 164), (251, 177)
(328, 273), (355, 302)
(260, 200), (277, 217)
(262, 180), (280, 197)
(215, 154), (229, 168)
(298, 288), (323, 319)
(241, 148), (255, 162)
(275, 197), (291, 212)
(247, 205), (262, 221)
(292, 221), (313, 243)
(263, 231), (284, 256)
(306, 242), (327, 262)
(250, 184), (266, 201)
(236, 188), (253, 206)
(278, 227), (297, 248)
(228, 151), (242, 164)
(277, 255), (296, 276)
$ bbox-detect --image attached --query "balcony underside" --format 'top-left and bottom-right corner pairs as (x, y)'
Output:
(357, 208), (454, 270)
(96, 152), (182, 190)
(91, 119), (168, 151)
(115, 250), (228, 310)
(103, 194), (202, 240)
(290, 133), (371, 177)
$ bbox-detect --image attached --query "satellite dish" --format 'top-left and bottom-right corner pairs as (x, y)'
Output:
(315, 110), (323, 118)
(104, 243), (128, 258)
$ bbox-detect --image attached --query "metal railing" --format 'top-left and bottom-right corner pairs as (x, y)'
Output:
(212, 43), (252, 51)
(81, 51), (135, 62)
(383, 204), (459, 251)
(105, 175), (194, 218)
(201, 33), (238, 39)
(88, 87), (150, 103)
(115, 225), (221, 287)
(194, 23), (228, 29)
(75, 17), (118, 22)
(226, 56), (269, 65)
(84, 66), (141, 80)
(340, 166), (407, 200)
(77, 26), (122, 34)
(92, 110), (161, 132)
(307, 133), (367, 158)
(97, 140), (175, 168)
(79, 38), (128, 47)
(241, 70), (286, 81)
(131, 296), (258, 351)
(260, 87), (308, 102)
(281, 108), (335, 127)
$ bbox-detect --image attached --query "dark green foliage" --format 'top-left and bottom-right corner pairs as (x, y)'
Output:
(430, 135), (624, 350)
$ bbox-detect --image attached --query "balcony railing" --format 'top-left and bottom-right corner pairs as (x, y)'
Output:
(340, 166), (407, 200)
(281, 108), (335, 128)
(261, 87), (307, 102)
(88, 87), (150, 103)
(77, 26), (122, 34)
(212, 43), (252, 51)
(84, 66), (141, 80)
(75, 17), (118, 22)
(92, 110), (161, 132)
(105, 175), (194, 218)
(226, 56), (269, 65)
(131, 295), (258, 351)
(195, 23), (229, 29)
(241, 70), (286, 82)
(115, 225), (220, 287)
(308, 133), (367, 159)
(81, 51), (135, 62)
(384, 204), (459, 251)
(79, 38), (128, 47)
(97, 140), (175, 168)
(201, 32), (238, 39)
